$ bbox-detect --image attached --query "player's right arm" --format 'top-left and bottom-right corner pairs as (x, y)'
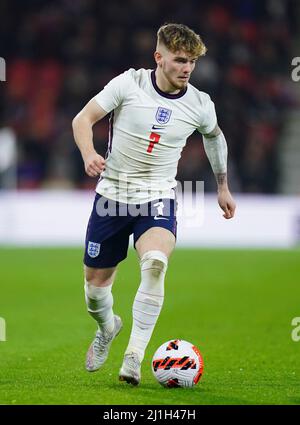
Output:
(197, 93), (236, 219)
(202, 124), (236, 219)
(72, 99), (108, 177)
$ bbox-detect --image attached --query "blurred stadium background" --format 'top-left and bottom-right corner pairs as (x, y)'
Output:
(0, 0), (300, 247)
(1, 0), (300, 405)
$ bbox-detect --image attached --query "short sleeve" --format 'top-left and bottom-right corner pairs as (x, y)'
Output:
(197, 94), (217, 135)
(94, 71), (130, 113)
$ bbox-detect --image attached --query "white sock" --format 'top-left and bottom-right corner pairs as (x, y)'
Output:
(84, 280), (115, 333)
(125, 250), (168, 362)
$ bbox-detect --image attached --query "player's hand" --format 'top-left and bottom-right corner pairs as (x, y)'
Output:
(217, 189), (236, 219)
(83, 151), (105, 177)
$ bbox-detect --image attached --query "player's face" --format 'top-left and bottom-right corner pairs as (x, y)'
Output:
(161, 50), (197, 90)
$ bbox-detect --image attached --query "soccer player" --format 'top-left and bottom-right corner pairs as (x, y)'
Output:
(72, 23), (236, 386)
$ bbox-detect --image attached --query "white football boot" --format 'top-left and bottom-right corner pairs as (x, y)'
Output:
(86, 315), (123, 372)
(119, 352), (141, 386)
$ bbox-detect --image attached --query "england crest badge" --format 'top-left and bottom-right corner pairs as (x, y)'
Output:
(155, 107), (172, 124)
(88, 241), (101, 258)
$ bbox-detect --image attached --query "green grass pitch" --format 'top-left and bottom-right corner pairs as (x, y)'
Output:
(0, 247), (299, 405)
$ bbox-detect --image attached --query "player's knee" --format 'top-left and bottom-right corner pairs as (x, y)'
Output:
(84, 266), (116, 287)
(140, 250), (168, 279)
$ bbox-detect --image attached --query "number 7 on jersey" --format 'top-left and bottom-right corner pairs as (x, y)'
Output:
(147, 132), (161, 153)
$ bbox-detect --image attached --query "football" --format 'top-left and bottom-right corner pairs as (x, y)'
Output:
(151, 339), (204, 388)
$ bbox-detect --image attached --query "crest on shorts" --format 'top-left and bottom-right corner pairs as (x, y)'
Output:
(155, 107), (172, 124)
(87, 241), (101, 258)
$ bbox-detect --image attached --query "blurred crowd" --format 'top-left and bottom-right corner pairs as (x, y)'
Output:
(0, 0), (299, 192)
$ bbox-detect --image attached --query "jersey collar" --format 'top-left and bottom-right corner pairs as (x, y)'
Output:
(151, 70), (187, 99)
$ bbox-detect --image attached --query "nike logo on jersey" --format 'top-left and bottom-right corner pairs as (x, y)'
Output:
(152, 125), (165, 130)
(154, 216), (169, 221)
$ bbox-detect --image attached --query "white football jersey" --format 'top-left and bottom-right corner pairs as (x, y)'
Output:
(94, 68), (217, 204)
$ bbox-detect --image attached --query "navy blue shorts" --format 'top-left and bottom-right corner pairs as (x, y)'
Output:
(84, 193), (177, 268)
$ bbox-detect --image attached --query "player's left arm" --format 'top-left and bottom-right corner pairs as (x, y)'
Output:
(202, 124), (236, 219)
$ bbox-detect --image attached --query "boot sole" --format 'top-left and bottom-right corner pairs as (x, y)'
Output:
(119, 374), (140, 386)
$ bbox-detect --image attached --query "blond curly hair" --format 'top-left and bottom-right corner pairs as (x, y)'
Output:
(157, 23), (207, 58)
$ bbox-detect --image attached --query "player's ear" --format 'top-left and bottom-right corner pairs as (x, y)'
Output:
(154, 51), (162, 67)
